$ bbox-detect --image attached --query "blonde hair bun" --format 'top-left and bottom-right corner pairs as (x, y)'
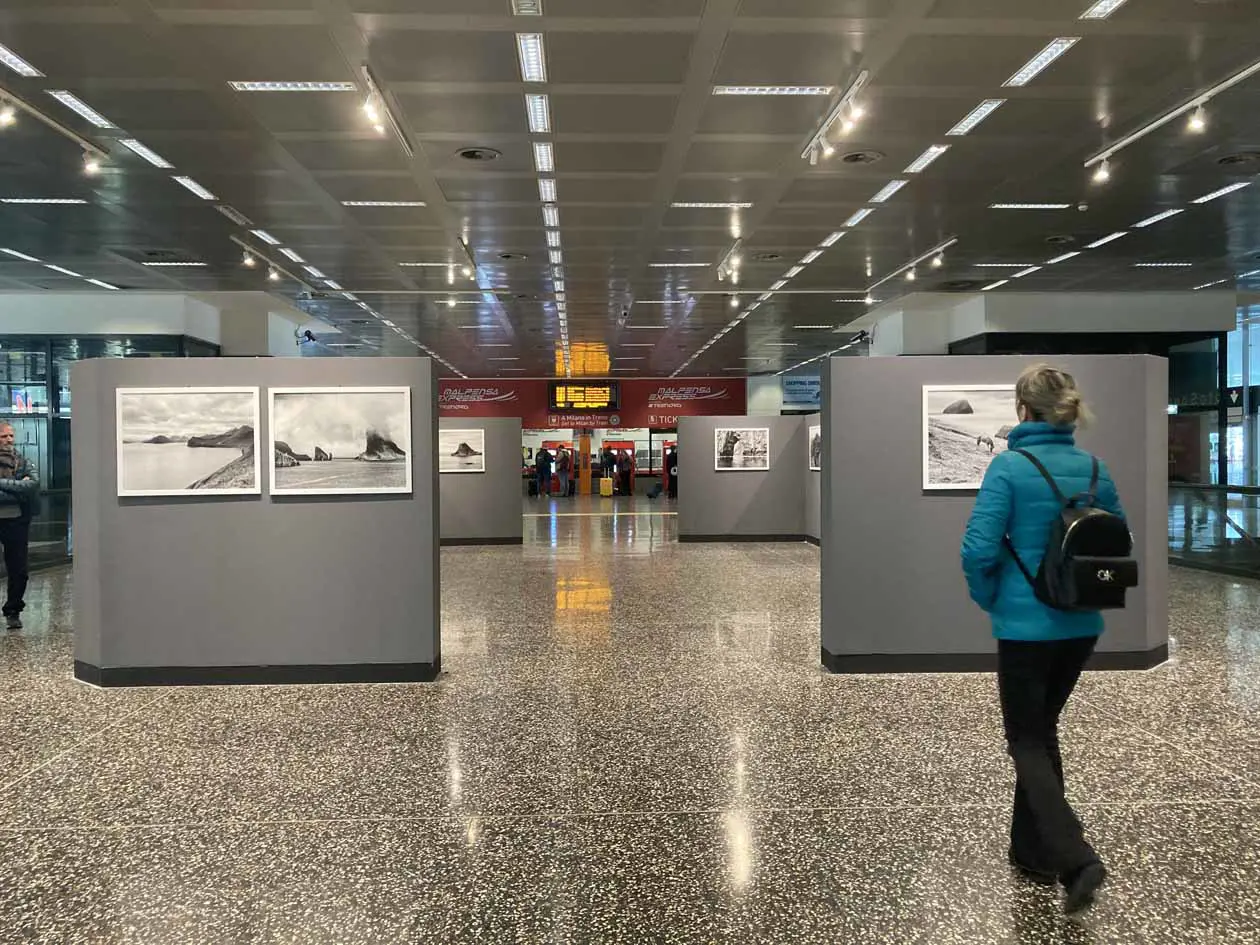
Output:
(1015, 363), (1093, 427)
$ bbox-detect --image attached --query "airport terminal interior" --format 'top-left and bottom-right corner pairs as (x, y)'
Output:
(2, 1), (1260, 941)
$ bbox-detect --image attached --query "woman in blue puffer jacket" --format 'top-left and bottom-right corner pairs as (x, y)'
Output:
(961, 364), (1125, 915)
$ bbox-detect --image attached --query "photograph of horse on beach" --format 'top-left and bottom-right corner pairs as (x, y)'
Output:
(922, 385), (1016, 490)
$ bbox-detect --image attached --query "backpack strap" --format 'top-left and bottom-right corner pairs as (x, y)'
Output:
(1087, 456), (1099, 499)
(1002, 534), (1037, 589)
(1011, 448), (1068, 505)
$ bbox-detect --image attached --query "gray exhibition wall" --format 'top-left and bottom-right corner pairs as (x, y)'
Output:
(72, 357), (440, 686)
(439, 417), (523, 545)
(821, 355), (1168, 673)
(678, 415), (808, 540)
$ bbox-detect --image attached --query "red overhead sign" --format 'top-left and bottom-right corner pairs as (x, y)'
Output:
(438, 377), (746, 429)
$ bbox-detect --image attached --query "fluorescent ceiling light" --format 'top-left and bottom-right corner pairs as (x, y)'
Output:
(712, 85), (833, 96)
(304, 265), (327, 278)
(989, 203), (1071, 210)
(946, 100), (1005, 136)
(764, 343), (798, 347)
(624, 325), (668, 329)
(1, 248), (40, 261)
(1012, 266), (1043, 278)
(525, 93), (551, 133)
(511, 0), (543, 13)
(649, 261), (708, 267)
(1240, 269), (1260, 279)
(215, 205), (253, 226)
(44, 264), (82, 277)
(770, 280), (788, 291)
(869, 180), (908, 204)
(251, 229), (280, 245)
(1134, 262), (1193, 268)
(820, 231), (846, 247)
(793, 325), (834, 330)
(1003, 38), (1080, 88)
(671, 202), (753, 209)
(543, 205), (560, 227)
(324, 280), (343, 290)
(904, 145), (950, 174)
(553, 279), (565, 292)
(546, 231), (562, 248)
(784, 266), (804, 278)
(398, 261), (449, 267)
(800, 250), (824, 264)
(118, 138), (174, 168)
(0, 198), (88, 204)
(974, 263), (1034, 268)
(844, 208), (873, 227)
(1192, 182), (1250, 204)
(228, 81), (357, 91)
(1086, 231), (1127, 248)
(538, 178), (557, 202)
(1046, 251), (1081, 264)
(633, 300), (685, 305)
(981, 279), (1009, 291)
(1193, 279), (1230, 290)
(549, 250), (563, 265)
(1134, 208), (1184, 228)
(45, 91), (115, 128)
(84, 278), (119, 290)
(142, 261), (207, 267)
(516, 33), (547, 83)
(0, 43), (42, 77)
(342, 200), (425, 207)
(1080, 0), (1129, 18)
(279, 248), (305, 262)
(171, 176), (216, 200)
(533, 142), (554, 173)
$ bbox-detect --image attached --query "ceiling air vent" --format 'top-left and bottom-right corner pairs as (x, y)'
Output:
(498, 252), (529, 260)
(939, 279), (986, 291)
(1217, 151), (1260, 167)
(1045, 234), (1077, 246)
(457, 147), (502, 163)
(840, 150), (884, 165)
(752, 252), (782, 261)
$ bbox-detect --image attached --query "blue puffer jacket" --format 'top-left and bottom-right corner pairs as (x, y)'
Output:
(961, 422), (1125, 642)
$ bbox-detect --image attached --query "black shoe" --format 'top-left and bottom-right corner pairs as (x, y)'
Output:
(1008, 848), (1056, 886)
(4, 614), (20, 631)
(1064, 862), (1106, 914)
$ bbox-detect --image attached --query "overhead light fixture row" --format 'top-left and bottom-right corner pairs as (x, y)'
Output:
(649, 261), (708, 267)
(946, 99), (1005, 136)
(713, 85), (833, 96)
(0, 42), (43, 78)
(229, 81), (357, 91)
(118, 138), (173, 168)
(171, 176), (216, 200)
(1086, 231), (1128, 248)
(546, 231), (562, 248)
(1134, 262), (1193, 267)
(1045, 251), (1081, 264)
(843, 208), (873, 227)
(1003, 38), (1080, 88)
(533, 142), (554, 173)
(538, 178), (557, 202)
(516, 33), (547, 83)
(542, 205), (560, 227)
(671, 202), (753, 209)
(820, 231), (846, 247)
(45, 91), (115, 128)
(981, 279), (1009, 291)
(1080, 0), (1129, 18)
(142, 261), (207, 267)
(1193, 279), (1230, 290)
(0, 197), (88, 204)
(869, 180), (908, 203)
(0, 248), (40, 261)
(342, 200), (425, 207)
(1012, 266), (1043, 278)
(1192, 182), (1250, 204)
(904, 145), (950, 173)
(525, 93), (551, 133)
(251, 229), (280, 245)
(990, 203), (1072, 210)
(801, 70), (869, 163)
(866, 236), (959, 291)
(278, 247), (305, 263)
(1134, 208), (1183, 228)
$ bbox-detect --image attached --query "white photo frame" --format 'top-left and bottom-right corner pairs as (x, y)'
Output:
(808, 424), (822, 472)
(269, 386), (413, 496)
(439, 428), (486, 474)
(115, 387), (261, 498)
(714, 427), (771, 471)
(922, 384), (1017, 491)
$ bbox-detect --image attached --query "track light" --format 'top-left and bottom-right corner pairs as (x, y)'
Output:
(1093, 159), (1111, 184)
(0, 105), (14, 128)
(905, 268), (917, 282)
(1188, 105), (1207, 133)
(462, 265), (473, 279)
(242, 251), (256, 268)
(267, 266), (280, 282)
(864, 294), (875, 305)
(729, 295), (740, 309)
(447, 298), (457, 308)
(840, 117), (855, 134)
(821, 140), (836, 158)
(850, 103), (866, 120)
(83, 153), (101, 176)
(931, 254), (944, 269)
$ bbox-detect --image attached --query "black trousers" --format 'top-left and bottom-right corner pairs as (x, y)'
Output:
(0, 517), (30, 616)
(997, 635), (1100, 876)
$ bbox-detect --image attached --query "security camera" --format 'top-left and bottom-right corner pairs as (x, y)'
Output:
(296, 329), (317, 346)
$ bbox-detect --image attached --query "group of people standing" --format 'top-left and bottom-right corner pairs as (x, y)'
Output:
(533, 445), (649, 499)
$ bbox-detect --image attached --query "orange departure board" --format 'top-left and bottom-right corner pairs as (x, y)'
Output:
(549, 381), (619, 412)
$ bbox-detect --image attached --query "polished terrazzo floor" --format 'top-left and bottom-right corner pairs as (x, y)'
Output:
(1, 497), (1258, 943)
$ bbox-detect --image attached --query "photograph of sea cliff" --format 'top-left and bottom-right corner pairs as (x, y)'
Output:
(923, 385), (1016, 490)
(116, 387), (261, 497)
(438, 429), (485, 473)
(269, 387), (413, 495)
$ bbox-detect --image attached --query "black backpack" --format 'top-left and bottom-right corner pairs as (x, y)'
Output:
(1003, 449), (1138, 612)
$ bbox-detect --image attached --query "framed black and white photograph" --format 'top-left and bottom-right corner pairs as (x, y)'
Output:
(923, 385), (1017, 490)
(808, 425), (822, 472)
(269, 387), (412, 496)
(714, 427), (770, 471)
(116, 387), (261, 497)
(439, 428), (486, 474)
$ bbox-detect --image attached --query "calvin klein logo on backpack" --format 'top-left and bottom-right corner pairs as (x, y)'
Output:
(1003, 449), (1139, 612)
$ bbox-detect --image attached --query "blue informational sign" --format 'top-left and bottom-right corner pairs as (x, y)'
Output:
(781, 376), (822, 408)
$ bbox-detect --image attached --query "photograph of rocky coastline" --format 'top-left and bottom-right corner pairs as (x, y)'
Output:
(115, 387), (261, 497)
(923, 385), (1016, 490)
(809, 425), (822, 472)
(714, 427), (770, 471)
(439, 429), (485, 473)
(269, 387), (413, 495)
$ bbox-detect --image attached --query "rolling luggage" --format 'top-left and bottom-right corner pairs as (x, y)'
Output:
(599, 477), (614, 497)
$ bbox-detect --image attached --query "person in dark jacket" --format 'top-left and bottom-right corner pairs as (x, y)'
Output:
(535, 448), (553, 499)
(961, 364), (1125, 915)
(0, 422), (41, 630)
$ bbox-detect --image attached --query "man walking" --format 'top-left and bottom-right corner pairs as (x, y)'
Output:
(0, 422), (40, 630)
(535, 447), (553, 500)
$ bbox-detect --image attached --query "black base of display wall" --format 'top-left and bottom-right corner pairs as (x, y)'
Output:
(804, 536), (820, 547)
(820, 643), (1169, 675)
(680, 534), (811, 543)
(74, 659), (441, 688)
(440, 537), (524, 546)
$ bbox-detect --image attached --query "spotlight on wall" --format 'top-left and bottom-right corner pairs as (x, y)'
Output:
(242, 251), (256, 268)
(1092, 159), (1111, 184)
